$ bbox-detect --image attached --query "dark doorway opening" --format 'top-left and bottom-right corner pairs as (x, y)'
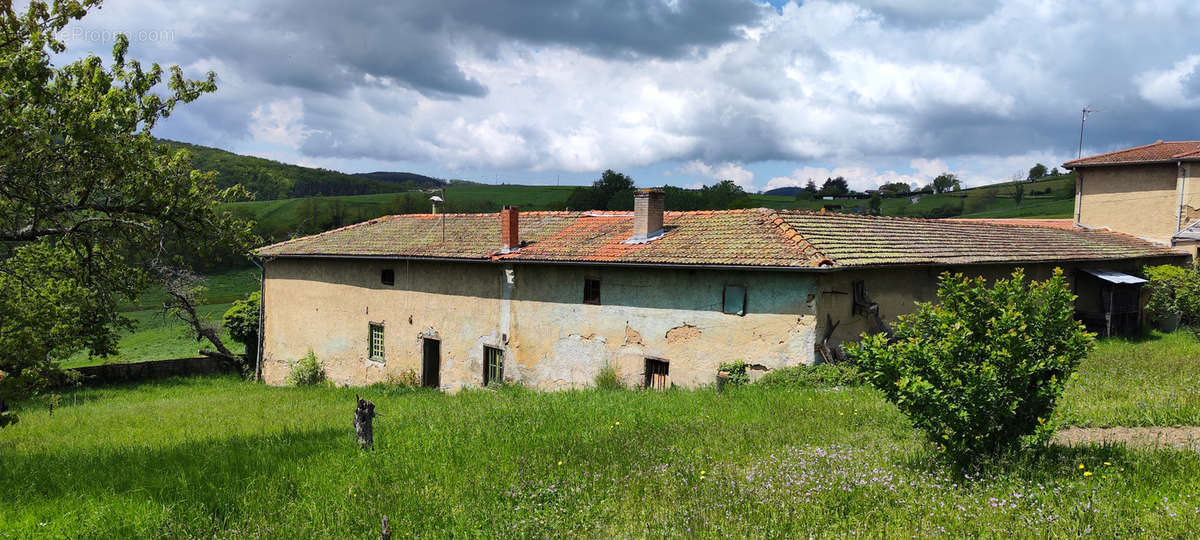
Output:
(644, 358), (669, 390)
(422, 338), (440, 388)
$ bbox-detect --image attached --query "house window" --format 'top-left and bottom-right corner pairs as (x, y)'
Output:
(645, 358), (670, 389)
(484, 346), (504, 386)
(722, 284), (746, 316)
(583, 277), (601, 305)
(369, 323), (385, 362)
(381, 269), (395, 286)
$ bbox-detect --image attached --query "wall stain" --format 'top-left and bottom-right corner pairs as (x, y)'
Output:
(665, 324), (700, 344)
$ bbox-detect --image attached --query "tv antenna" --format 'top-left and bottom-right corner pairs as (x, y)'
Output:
(1077, 106), (1097, 159)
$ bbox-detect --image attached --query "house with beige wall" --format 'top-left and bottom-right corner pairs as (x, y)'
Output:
(1064, 140), (1200, 254)
(253, 189), (1185, 391)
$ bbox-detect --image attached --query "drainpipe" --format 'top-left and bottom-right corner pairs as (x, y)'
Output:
(250, 257), (266, 382)
(1073, 170), (1083, 225)
(1176, 161), (1186, 233)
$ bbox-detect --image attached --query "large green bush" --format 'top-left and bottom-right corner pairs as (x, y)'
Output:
(1143, 264), (1200, 326)
(846, 269), (1094, 466)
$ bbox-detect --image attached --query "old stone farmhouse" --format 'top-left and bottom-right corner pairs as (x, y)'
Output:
(1064, 140), (1200, 255)
(254, 189), (1185, 391)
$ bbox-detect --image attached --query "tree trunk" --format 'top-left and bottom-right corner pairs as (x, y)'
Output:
(354, 395), (376, 450)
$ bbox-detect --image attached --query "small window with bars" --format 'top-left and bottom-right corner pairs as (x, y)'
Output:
(381, 269), (395, 286)
(484, 346), (504, 386)
(369, 323), (385, 362)
(583, 277), (601, 305)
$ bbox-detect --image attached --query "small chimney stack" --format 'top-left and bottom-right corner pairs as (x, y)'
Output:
(632, 188), (665, 242)
(501, 205), (520, 251)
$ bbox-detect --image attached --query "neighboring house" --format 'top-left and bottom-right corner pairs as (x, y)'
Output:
(253, 189), (1185, 391)
(1064, 140), (1200, 255)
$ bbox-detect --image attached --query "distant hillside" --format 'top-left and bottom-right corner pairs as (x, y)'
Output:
(353, 171), (445, 189)
(762, 186), (804, 197)
(158, 139), (445, 201)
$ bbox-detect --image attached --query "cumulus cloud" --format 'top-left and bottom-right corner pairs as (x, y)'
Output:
(53, 0), (1200, 190)
(1137, 55), (1200, 110)
(249, 98), (313, 149)
(670, 160), (755, 188)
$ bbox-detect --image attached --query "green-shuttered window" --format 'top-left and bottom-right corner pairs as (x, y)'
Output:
(369, 323), (385, 362)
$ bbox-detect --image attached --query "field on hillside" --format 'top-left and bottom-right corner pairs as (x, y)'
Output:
(62, 269), (258, 368)
(7, 333), (1200, 537)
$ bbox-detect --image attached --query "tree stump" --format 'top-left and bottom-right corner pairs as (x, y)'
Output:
(354, 395), (376, 450)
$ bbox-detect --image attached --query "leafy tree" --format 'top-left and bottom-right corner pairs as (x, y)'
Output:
(878, 182), (911, 195)
(847, 269), (1094, 466)
(804, 179), (818, 195)
(931, 173), (961, 194)
(0, 0), (254, 423)
(1050, 167), (1060, 176)
(818, 177), (849, 197)
(223, 292), (261, 375)
(1028, 163), (1048, 181)
(868, 191), (882, 215)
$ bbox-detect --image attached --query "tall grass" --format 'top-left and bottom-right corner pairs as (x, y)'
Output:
(5, 350), (1200, 537)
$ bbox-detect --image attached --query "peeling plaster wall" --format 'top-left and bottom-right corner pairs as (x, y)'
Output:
(1180, 163), (1200, 230)
(261, 258), (505, 391)
(1076, 164), (1180, 243)
(509, 265), (819, 390)
(261, 258), (820, 390)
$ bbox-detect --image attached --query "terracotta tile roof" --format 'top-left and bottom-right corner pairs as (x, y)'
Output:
(1064, 140), (1200, 168)
(779, 212), (1181, 267)
(254, 209), (1184, 268)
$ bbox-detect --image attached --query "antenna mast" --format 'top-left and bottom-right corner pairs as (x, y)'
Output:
(1077, 106), (1095, 159)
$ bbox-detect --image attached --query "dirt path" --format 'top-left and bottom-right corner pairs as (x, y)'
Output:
(1054, 426), (1200, 451)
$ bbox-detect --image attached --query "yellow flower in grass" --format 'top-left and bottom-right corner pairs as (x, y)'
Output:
(1084, 471), (1093, 477)
(1104, 462), (1111, 466)
(1078, 464), (1085, 470)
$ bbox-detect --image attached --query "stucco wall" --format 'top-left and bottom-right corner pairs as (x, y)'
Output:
(1179, 163), (1200, 229)
(261, 258), (820, 390)
(1076, 164), (1179, 243)
(816, 258), (1184, 348)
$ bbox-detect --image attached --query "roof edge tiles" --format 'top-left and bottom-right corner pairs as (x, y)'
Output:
(1064, 140), (1200, 168)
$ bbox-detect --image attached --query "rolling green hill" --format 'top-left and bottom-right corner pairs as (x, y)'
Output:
(160, 139), (445, 200)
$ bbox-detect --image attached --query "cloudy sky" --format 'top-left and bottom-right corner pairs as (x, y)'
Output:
(53, 0), (1200, 192)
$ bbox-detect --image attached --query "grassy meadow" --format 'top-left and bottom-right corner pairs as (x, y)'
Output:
(6, 333), (1200, 537)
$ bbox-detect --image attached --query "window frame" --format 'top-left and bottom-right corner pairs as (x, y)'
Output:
(483, 345), (504, 386)
(381, 268), (395, 286)
(583, 276), (602, 305)
(644, 357), (670, 389)
(368, 322), (386, 362)
(722, 283), (747, 316)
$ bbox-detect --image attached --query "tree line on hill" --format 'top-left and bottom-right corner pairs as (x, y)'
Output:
(564, 170), (754, 211)
(158, 140), (446, 201)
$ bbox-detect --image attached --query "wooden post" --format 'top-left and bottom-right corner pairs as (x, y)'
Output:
(354, 395), (376, 450)
(380, 515), (391, 540)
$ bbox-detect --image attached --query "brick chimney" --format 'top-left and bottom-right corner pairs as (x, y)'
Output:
(632, 188), (665, 242)
(501, 205), (520, 251)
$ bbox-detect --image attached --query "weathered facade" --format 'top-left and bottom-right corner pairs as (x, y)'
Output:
(255, 190), (1186, 391)
(1065, 140), (1200, 247)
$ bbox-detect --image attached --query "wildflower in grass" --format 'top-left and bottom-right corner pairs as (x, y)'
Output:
(1083, 471), (1092, 477)
(557, 461), (563, 466)
(1078, 464), (1085, 470)
(1103, 462), (1111, 466)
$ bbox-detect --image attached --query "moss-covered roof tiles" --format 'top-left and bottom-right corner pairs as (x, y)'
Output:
(254, 209), (1184, 268)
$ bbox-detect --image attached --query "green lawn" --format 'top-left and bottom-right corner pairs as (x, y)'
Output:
(6, 335), (1200, 537)
(1056, 331), (1200, 427)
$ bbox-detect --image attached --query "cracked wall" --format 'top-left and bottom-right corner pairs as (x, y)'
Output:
(262, 258), (819, 390)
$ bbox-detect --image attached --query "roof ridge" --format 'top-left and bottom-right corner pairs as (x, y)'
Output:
(759, 208), (830, 266)
(1063, 140), (1169, 166)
